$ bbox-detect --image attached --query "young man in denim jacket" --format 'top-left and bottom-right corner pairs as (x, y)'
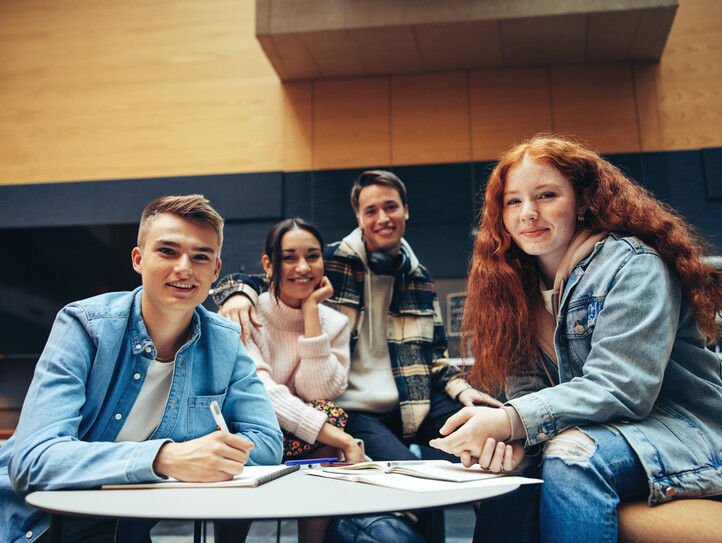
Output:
(214, 171), (499, 462)
(0, 195), (283, 543)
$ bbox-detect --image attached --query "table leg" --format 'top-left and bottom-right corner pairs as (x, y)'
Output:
(47, 514), (63, 543)
(427, 509), (445, 542)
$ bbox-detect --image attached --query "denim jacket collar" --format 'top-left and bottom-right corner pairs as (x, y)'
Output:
(128, 287), (201, 361)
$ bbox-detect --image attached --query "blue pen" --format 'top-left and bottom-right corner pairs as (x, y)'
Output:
(284, 457), (338, 466)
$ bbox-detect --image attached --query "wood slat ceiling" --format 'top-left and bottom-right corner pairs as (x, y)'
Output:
(256, 0), (678, 81)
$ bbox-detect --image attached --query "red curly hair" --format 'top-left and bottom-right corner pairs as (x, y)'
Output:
(464, 135), (722, 394)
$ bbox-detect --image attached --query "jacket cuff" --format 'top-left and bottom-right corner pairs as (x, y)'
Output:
(507, 394), (557, 446)
(128, 439), (173, 483)
(446, 376), (473, 400)
(212, 281), (259, 307)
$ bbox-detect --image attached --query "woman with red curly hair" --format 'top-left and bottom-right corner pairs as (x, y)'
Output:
(431, 135), (722, 542)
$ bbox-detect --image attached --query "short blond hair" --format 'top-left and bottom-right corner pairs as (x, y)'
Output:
(137, 194), (224, 250)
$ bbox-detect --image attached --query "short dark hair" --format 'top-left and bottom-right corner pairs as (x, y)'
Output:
(350, 170), (407, 213)
(264, 218), (325, 301)
(138, 194), (224, 251)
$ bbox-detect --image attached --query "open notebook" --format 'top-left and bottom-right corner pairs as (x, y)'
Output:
(322, 460), (516, 482)
(102, 464), (299, 489)
(310, 460), (542, 492)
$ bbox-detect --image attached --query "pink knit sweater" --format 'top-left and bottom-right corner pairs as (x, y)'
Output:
(244, 292), (351, 444)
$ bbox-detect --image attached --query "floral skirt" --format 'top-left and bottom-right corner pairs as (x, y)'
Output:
(283, 399), (348, 459)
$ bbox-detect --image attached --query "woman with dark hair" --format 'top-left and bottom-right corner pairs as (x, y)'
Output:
(246, 218), (365, 462)
(431, 135), (722, 542)
(243, 218), (365, 542)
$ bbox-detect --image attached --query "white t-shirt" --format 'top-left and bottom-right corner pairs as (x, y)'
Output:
(115, 358), (174, 442)
(336, 272), (399, 413)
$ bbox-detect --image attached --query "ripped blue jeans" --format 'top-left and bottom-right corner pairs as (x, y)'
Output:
(474, 424), (648, 543)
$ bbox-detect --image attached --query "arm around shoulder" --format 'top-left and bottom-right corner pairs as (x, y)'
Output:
(212, 273), (267, 308)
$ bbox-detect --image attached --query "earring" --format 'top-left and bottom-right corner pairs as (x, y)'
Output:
(577, 214), (585, 222)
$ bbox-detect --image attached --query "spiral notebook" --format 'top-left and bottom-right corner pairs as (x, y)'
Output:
(102, 464), (300, 489)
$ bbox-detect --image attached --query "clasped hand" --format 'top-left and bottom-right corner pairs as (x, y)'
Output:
(430, 406), (525, 473)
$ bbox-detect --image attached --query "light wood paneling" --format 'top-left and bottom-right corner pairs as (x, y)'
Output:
(313, 77), (391, 170)
(649, 0), (722, 150)
(469, 68), (553, 161)
(633, 61), (664, 151)
(1, 0), (721, 187)
(282, 82), (313, 172)
(551, 63), (640, 153)
(0, 0), (284, 184)
(390, 72), (471, 165)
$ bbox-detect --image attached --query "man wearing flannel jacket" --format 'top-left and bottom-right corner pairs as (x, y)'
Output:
(214, 170), (499, 461)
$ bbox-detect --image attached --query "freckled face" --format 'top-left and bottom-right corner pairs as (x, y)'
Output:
(502, 158), (584, 279)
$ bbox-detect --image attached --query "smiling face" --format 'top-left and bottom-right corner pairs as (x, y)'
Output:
(132, 213), (221, 319)
(502, 157), (585, 283)
(263, 227), (324, 308)
(356, 184), (409, 256)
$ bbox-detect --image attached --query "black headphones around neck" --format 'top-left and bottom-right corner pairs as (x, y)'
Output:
(367, 246), (411, 278)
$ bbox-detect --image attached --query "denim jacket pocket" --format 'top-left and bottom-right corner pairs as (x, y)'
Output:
(560, 299), (601, 370)
(187, 390), (228, 439)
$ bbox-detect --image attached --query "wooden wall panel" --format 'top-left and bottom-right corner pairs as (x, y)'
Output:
(1, 0), (721, 186)
(648, 0), (722, 150)
(633, 62), (664, 152)
(390, 72), (471, 165)
(313, 77), (391, 170)
(551, 63), (640, 153)
(0, 0), (284, 184)
(469, 68), (553, 161)
(282, 82), (313, 171)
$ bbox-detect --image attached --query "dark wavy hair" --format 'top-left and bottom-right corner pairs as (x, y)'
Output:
(350, 170), (408, 213)
(264, 218), (324, 301)
(464, 134), (721, 394)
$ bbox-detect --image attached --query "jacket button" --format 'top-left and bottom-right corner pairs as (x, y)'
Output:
(134, 373), (141, 380)
(145, 346), (152, 353)
(26, 531), (33, 538)
(665, 487), (676, 498)
(115, 413), (122, 420)
(574, 324), (585, 334)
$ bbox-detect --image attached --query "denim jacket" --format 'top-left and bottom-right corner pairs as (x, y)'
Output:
(0, 287), (283, 543)
(507, 233), (722, 504)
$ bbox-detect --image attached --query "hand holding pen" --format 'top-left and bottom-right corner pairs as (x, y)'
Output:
(151, 401), (254, 482)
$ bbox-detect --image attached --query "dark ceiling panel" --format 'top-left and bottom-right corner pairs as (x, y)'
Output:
(256, 0), (678, 82)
